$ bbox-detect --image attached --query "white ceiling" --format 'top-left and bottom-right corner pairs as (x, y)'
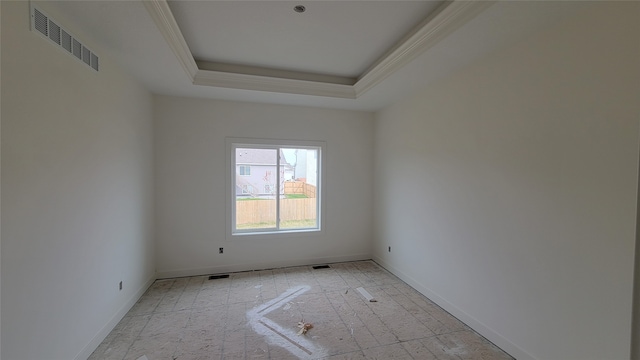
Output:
(168, 1), (443, 79)
(41, 1), (587, 111)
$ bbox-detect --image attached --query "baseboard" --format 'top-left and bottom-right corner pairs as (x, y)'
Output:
(372, 255), (536, 360)
(156, 253), (371, 279)
(73, 274), (156, 360)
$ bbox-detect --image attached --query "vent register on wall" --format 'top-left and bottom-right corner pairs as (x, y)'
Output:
(30, 5), (99, 72)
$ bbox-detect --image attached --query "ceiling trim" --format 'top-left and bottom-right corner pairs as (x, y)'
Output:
(196, 61), (357, 86)
(194, 70), (356, 99)
(354, 0), (495, 97)
(144, 0), (495, 99)
(142, 0), (198, 78)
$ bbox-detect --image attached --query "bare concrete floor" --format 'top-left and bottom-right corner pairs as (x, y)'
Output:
(89, 261), (513, 360)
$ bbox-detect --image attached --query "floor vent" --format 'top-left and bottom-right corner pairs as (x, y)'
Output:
(209, 274), (230, 280)
(312, 265), (330, 270)
(30, 5), (99, 72)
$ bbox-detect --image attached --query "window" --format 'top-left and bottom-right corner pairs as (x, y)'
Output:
(228, 138), (324, 235)
(239, 165), (251, 176)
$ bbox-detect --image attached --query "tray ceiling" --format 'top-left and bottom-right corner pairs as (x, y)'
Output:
(167, 1), (444, 79)
(40, 1), (587, 111)
(145, 0), (494, 99)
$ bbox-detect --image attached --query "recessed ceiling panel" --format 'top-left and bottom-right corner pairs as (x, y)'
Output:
(168, 0), (444, 78)
(41, 0), (586, 111)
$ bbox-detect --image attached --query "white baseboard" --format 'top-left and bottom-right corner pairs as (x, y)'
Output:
(372, 255), (536, 360)
(73, 274), (156, 360)
(156, 253), (371, 279)
(71, 255), (529, 360)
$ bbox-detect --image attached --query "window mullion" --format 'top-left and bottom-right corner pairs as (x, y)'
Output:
(276, 147), (281, 229)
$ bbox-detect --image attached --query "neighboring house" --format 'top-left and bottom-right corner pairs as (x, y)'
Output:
(291, 149), (318, 186)
(236, 148), (293, 197)
(293, 149), (307, 181)
(304, 149), (318, 187)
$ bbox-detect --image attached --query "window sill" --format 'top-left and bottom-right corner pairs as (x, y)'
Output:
(227, 227), (323, 241)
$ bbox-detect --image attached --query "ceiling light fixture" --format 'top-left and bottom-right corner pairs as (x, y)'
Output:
(293, 5), (306, 13)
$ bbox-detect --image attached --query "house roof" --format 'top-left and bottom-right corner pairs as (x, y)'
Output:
(236, 148), (292, 167)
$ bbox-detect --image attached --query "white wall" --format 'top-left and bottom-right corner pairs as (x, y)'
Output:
(154, 96), (373, 278)
(373, 2), (640, 360)
(1, 2), (3, 356)
(1, 2), (155, 359)
(634, 164), (640, 360)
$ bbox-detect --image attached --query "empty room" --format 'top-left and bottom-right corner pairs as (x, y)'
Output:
(2, 1), (640, 360)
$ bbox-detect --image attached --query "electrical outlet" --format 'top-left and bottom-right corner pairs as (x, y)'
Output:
(388, 246), (391, 252)
(119, 281), (123, 291)
(219, 247), (224, 254)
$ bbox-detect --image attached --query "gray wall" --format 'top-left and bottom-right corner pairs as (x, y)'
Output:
(154, 96), (374, 278)
(373, 3), (640, 359)
(1, 2), (155, 359)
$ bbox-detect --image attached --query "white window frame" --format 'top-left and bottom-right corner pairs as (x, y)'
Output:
(226, 137), (325, 238)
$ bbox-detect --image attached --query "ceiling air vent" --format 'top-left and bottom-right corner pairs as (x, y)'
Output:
(33, 8), (48, 36)
(72, 38), (82, 60)
(61, 29), (72, 53)
(30, 5), (99, 72)
(90, 53), (99, 71)
(82, 46), (91, 66)
(48, 19), (61, 45)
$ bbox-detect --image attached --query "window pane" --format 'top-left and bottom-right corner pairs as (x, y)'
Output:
(280, 148), (318, 229)
(230, 140), (322, 236)
(235, 148), (277, 230)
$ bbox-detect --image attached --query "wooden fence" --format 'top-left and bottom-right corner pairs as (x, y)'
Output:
(284, 181), (316, 198)
(236, 198), (317, 225)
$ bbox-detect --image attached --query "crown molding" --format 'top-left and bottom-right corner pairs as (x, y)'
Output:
(194, 70), (356, 99)
(144, 0), (494, 99)
(197, 61), (357, 86)
(142, 0), (198, 79)
(354, 0), (496, 97)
